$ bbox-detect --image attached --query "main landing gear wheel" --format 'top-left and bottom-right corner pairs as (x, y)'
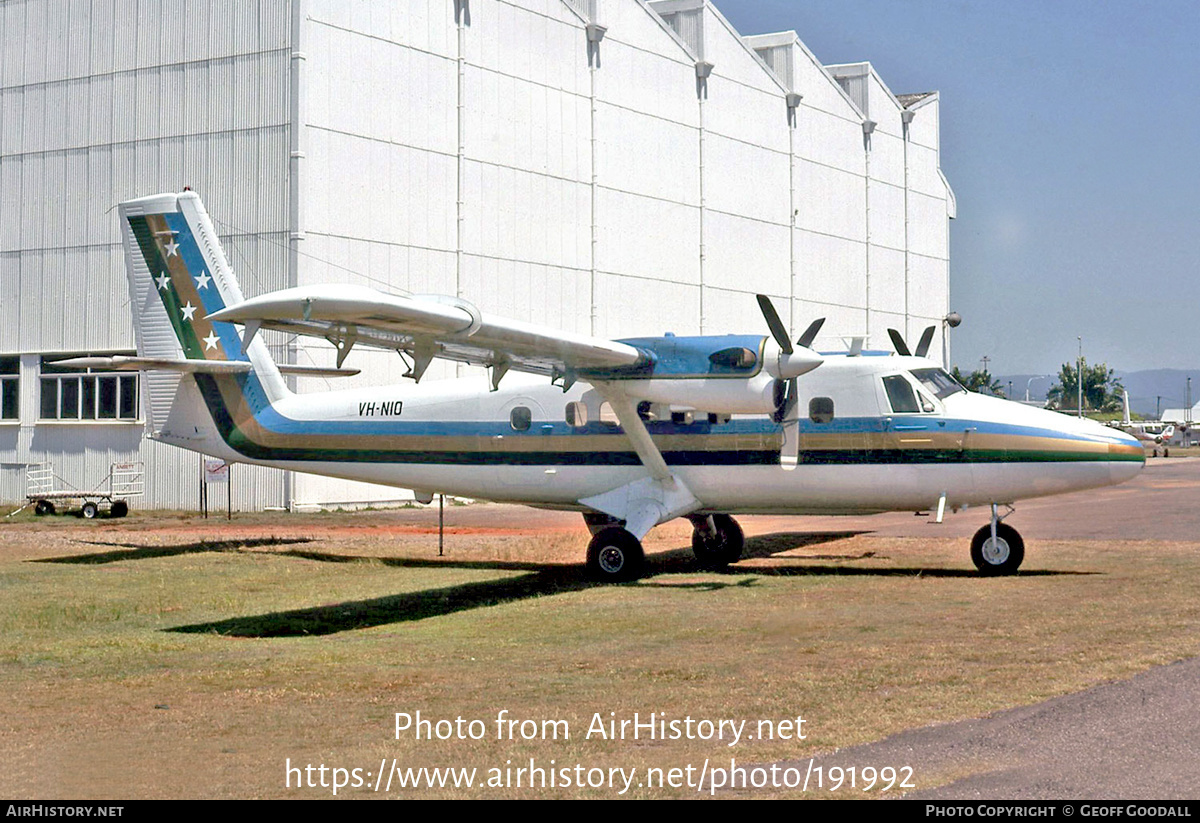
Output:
(34, 500), (55, 516)
(970, 523), (1025, 576)
(691, 514), (745, 570)
(586, 526), (645, 583)
(80, 501), (99, 520)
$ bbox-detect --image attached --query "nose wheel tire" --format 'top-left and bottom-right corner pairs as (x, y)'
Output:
(691, 514), (745, 569)
(586, 527), (645, 583)
(970, 523), (1024, 576)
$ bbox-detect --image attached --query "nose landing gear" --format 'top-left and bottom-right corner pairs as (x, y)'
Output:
(971, 503), (1024, 575)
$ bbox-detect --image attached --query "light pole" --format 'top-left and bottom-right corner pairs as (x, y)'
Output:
(941, 311), (961, 369)
(1077, 336), (1083, 418)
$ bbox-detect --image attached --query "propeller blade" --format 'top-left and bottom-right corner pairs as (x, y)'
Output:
(782, 377), (800, 420)
(796, 317), (825, 349)
(756, 295), (793, 354)
(914, 325), (936, 358)
(887, 328), (910, 357)
(780, 377), (800, 469)
(781, 418), (799, 470)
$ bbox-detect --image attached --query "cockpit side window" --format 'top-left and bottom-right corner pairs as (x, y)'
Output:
(883, 375), (920, 413)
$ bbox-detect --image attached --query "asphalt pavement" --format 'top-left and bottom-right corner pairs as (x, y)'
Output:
(792, 655), (1200, 799)
(773, 458), (1200, 800)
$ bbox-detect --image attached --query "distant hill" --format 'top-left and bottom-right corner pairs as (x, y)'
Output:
(993, 369), (1200, 418)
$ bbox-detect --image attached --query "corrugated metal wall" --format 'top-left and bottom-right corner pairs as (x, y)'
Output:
(0, 0), (954, 509)
(0, 0), (292, 509)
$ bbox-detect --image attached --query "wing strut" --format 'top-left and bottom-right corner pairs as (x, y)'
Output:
(578, 383), (700, 539)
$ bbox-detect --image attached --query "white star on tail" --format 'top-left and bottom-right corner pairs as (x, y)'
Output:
(156, 273), (171, 291)
(203, 332), (220, 351)
(181, 302), (197, 321)
(165, 240), (180, 257)
(194, 270), (211, 290)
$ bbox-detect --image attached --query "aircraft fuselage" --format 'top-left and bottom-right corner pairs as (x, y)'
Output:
(160, 353), (1144, 517)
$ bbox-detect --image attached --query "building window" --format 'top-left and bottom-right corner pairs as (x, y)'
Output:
(39, 356), (139, 421)
(0, 357), (17, 420)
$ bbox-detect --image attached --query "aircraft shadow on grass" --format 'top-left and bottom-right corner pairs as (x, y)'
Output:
(34, 536), (316, 565)
(157, 530), (1096, 638)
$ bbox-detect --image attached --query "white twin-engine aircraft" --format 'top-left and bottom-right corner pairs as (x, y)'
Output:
(92, 191), (1144, 582)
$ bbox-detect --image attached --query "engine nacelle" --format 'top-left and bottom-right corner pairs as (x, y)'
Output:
(617, 372), (780, 415)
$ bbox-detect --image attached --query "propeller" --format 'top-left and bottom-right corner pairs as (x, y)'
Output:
(755, 295), (826, 470)
(887, 325), (937, 358)
(914, 326), (936, 358)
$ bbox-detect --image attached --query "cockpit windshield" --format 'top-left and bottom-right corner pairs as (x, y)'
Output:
(910, 368), (965, 400)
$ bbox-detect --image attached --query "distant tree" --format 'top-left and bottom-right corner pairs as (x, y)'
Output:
(1046, 359), (1123, 412)
(950, 366), (1006, 398)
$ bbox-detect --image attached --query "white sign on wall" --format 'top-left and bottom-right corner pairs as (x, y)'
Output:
(204, 459), (228, 484)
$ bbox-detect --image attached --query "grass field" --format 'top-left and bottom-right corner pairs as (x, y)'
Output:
(2, 506), (1199, 798)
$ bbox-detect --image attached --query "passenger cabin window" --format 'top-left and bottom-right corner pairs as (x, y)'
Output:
(565, 401), (588, 428)
(809, 397), (834, 424)
(882, 375), (921, 413)
(510, 406), (531, 431)
(598, 402), (619, 426)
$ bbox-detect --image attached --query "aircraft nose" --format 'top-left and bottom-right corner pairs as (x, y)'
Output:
(1110, 429), (1146, 480)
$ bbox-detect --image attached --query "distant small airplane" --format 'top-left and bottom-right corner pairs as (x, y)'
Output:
(1109, 391), (1173, 448)
(78, 191), (1144, 581)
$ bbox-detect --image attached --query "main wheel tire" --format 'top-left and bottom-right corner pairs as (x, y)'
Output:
(970, 523), (1025, 576)
(586, 526), (645, 583)
(80, 501), (99, 520)
(581, 511), (623, 536)
(110, 500), (129, 518)
(34, 500), (55, 516)
(691, 514), (745, 569)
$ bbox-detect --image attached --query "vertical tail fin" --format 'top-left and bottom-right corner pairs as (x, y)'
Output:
(119, 191), (290, 430)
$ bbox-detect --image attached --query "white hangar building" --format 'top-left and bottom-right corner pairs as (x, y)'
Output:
(0, 0), (956, 510)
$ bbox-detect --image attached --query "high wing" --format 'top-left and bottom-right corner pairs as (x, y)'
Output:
(206, 285), (649, 383)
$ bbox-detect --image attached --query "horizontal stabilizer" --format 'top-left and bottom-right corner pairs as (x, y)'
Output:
(52, 356), (360, 378)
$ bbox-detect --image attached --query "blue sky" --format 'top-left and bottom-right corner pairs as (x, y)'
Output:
(713, 0), (1199, 374)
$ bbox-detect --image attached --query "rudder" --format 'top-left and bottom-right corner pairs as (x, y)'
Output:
(119, 191), (290, 433)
